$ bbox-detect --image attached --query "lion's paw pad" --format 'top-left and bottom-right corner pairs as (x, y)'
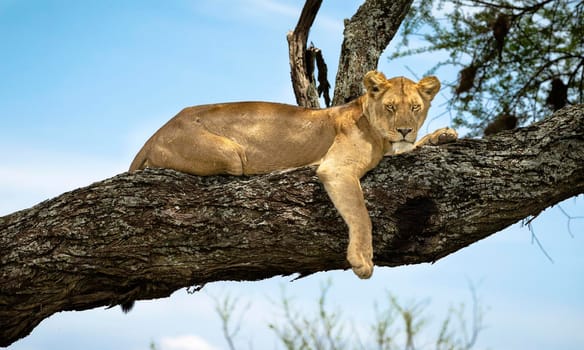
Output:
(433, 128), (458, 145)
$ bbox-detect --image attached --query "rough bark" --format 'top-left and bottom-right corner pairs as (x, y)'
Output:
(287, 0), (322, 108)
(332, 0), (414, 105)
(1, 105), (582, 346)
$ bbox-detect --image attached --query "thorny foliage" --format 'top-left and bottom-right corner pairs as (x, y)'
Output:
(389, 0), (584, 136)
(212, 280), (486, 350)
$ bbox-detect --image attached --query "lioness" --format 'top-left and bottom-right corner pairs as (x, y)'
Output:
(130, 70), (457, 279)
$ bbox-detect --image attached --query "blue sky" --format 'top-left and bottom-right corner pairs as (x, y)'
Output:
(1, 1), (583, 349)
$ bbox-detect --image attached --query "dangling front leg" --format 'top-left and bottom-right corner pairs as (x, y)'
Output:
(414, 127), (458, 147)
(316, 167), (374, 279)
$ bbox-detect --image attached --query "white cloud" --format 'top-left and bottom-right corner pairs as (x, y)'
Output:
(159, 335), (218, 350)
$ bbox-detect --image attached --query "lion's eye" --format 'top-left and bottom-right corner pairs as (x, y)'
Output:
(385, 104), (395, 112)
(411, 104), (421, 112)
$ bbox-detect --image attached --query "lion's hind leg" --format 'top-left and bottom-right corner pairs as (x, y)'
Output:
(147, 129), (247, 176)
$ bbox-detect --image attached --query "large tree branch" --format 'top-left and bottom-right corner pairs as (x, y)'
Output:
(1, 105), (583, 346)
(332, 0), (414, 105)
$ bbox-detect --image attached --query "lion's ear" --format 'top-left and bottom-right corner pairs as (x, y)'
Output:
(363, 70), (388, 96)
(417, 76), (441, 100)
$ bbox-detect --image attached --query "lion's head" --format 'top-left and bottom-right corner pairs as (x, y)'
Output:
(362, 71), (441, 153)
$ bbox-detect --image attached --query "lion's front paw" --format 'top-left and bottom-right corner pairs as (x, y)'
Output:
(430, 127), (458, 145)
(347, 247), (374, 279)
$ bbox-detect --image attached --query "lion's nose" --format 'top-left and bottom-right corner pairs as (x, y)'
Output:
(397, 128), (413, 137)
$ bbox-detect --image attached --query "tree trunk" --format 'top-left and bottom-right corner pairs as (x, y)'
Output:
(1, 105), (583, 346)
(332, 0), (414, 105)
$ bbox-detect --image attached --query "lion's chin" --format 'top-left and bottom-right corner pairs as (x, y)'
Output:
(391, 141), (415, 154)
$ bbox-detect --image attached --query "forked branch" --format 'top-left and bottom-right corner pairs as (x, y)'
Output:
(287, 0), (323, 108)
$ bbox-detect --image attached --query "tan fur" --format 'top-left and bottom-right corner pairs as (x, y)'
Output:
(130, 71), (458, 278)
